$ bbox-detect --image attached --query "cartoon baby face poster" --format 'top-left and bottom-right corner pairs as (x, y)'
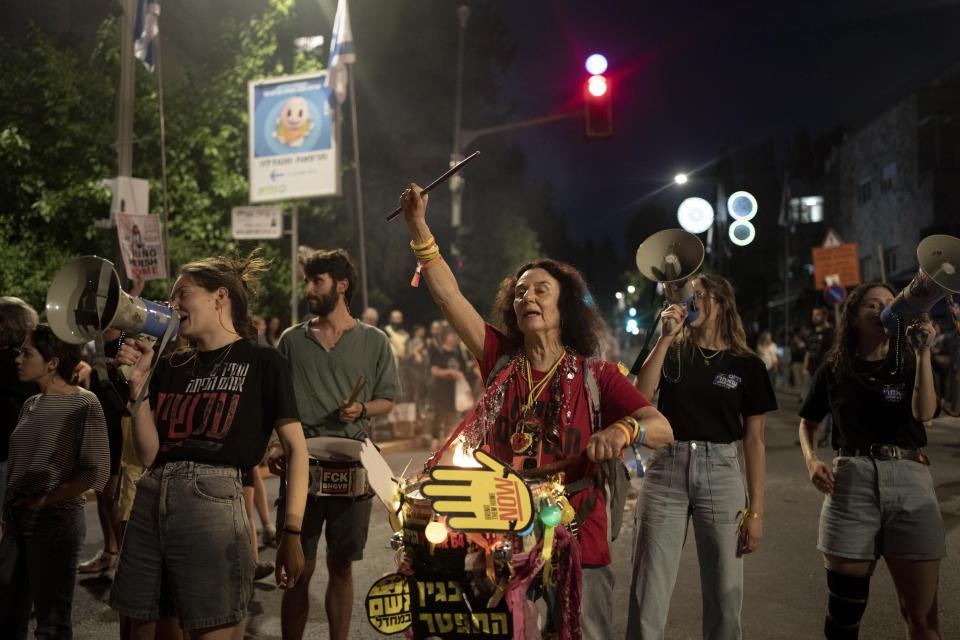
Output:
(248, 72), (340, 202)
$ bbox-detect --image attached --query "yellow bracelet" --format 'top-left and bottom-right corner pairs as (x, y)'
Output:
(622, 416), (640, 441)
(414, 245), (440, 261)
(419, 255), (443, 270)
(410, 236), (435, 251)
(744, 510), (761, 519)
(612, 421), (633, 446)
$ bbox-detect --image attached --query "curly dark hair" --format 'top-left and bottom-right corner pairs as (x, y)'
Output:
(300, 248), (358, 307)
(826, 282), (913, 378)
(491, 259), (606, 357)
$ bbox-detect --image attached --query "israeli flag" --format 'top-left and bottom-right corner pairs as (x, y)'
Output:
(325, 0), (355, 108)
(134, 0), (161, 72)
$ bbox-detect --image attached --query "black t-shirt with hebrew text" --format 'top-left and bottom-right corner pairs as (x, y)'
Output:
(657, 347), (778, 443)
(149, 339), (299, 469)
(799, 359), (927, 450)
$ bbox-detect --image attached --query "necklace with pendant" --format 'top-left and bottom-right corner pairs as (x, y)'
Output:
(511, 351), (565, 458)
(696, 343), (724, 366)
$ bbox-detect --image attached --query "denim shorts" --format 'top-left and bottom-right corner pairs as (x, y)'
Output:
(110, 461), (255, 630)
(818, 456), (946, 561)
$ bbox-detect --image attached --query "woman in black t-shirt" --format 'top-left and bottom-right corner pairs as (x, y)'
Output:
(798, 283), (944, 639)
(109, 253), (310, 638)
(627, 273), (777, 639)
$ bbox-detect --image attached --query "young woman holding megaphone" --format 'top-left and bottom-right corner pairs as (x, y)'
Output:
(627, 273), (778, 639)
(107, 252), (310, 639)
(798, 282), (944, 639)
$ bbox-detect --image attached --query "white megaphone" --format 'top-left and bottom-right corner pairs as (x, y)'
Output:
(46, 256), (179, 345)
(636, 229), (706, 331)
(881, 234), (960, 334)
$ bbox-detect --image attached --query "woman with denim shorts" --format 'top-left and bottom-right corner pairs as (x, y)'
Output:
(627, 273), (778, 640)
(799, 283), (945, 639)
(109, 252), (309, 639)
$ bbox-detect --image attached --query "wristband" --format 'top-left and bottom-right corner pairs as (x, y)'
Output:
(744, 511), (761, 519)
(359, 403), (367, 420)
(281, 527), (302, 535)
(635, 425), (646, 446)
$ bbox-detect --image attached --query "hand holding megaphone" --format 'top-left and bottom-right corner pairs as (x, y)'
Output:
(905, 315), (936, 351)
(661, 303), (688, 339)
(116, 338), (155, 402)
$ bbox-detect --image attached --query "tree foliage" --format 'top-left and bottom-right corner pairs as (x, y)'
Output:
(0, 0), (552, 327)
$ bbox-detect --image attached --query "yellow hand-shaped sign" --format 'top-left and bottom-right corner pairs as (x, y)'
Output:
(421, 450), (534, 533)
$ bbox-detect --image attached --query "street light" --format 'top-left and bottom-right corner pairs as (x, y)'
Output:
(674, 173), (689, 185)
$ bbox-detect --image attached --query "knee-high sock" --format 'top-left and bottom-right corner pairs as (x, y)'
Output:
(824, 569), (870, 639)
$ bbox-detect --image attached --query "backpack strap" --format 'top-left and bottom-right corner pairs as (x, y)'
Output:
(485, 352), (514, 387)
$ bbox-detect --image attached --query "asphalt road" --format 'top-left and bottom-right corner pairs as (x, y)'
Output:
(64, 393), (960, 639)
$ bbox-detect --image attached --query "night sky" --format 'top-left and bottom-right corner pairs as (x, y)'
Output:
(5, 0), (960, 252)
(493, 0), (960, 243)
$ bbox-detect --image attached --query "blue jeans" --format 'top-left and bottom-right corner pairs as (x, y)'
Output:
(0, 505), (86, 640)
(626, 441), (746, 640)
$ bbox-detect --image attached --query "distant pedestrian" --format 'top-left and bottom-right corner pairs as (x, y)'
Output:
(757, 330), (780, 388)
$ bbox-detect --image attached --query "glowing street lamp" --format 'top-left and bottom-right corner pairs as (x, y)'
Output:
(674, 173), (689, 185)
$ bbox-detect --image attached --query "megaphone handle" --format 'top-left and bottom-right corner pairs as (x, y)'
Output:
(629, 306), (665, 376)
(128, 318), (179, 416)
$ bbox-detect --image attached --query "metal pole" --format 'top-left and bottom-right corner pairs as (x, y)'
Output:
(117, 0), (135, 178)
(348, 65), (369, 311)
(155, 32), (172, 280)
(113, 0), (136, 285)
(783, 223), (790, 348)
(291, 204), (299, 324)
(449, 5), (470, 244)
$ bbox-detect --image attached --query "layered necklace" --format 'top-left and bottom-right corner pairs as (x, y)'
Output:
(510, 350), (566, 458)
(696, 343), (725, 366)
(190, 339), (240, 378)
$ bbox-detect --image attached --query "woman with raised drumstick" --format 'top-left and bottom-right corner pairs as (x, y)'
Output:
(398, 184), (673, 640)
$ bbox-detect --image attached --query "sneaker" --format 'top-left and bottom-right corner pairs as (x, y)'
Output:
(259, 524), (277, 548)
(78, 550), (117, 574)
(254, 561), (275, 581)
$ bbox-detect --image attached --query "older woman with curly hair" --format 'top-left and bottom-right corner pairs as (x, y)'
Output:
(398, 184), (673, 640)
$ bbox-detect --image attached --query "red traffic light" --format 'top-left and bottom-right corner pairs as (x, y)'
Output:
(584, 74), (612, 138)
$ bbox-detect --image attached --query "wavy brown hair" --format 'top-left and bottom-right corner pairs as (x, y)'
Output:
(178, 250), (269, 342)
(826, 282), (911, 378)
(492, 259), (606, 357)
(674, 273), (753, 361)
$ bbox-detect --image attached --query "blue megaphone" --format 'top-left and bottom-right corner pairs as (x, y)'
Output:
(46, 256), (179, 345)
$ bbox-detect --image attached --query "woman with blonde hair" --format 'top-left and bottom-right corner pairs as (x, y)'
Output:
(109, 253), (309, 639)
(628, 273), (778, 639)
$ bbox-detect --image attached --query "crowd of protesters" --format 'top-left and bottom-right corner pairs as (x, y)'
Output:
(1, 246), (958, 640)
